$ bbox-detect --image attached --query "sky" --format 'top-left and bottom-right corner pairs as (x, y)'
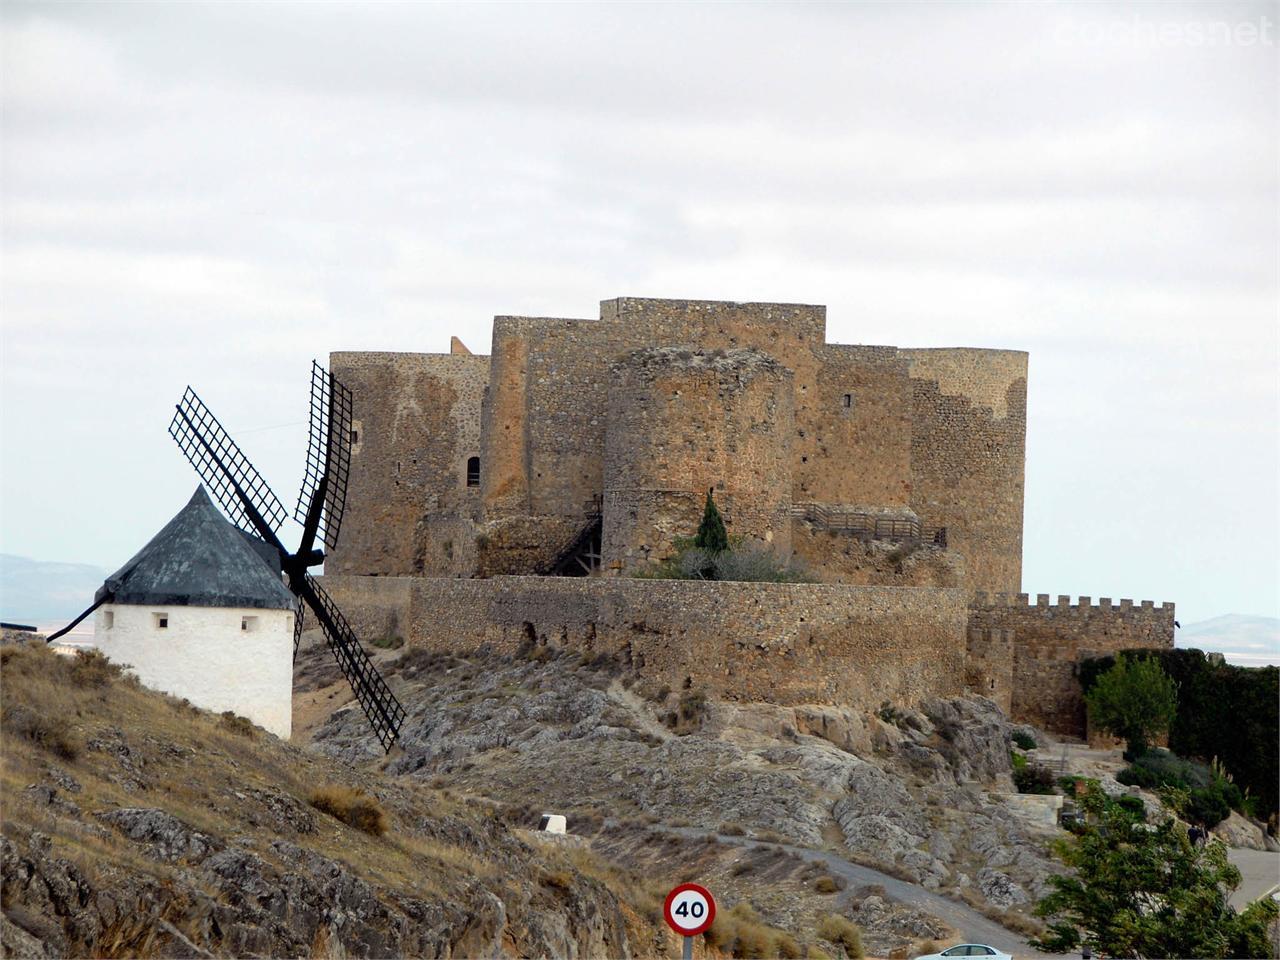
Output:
(1, 0), (1277, 629)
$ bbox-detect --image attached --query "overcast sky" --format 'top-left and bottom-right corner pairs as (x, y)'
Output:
(1, 0), (1276, 627)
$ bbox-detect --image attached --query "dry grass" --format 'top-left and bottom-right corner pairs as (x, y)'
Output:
(706, 902), (803, 959)
(2, 703), (82, 759)
(816, 914), (863, 958)
(309, 785), (389, 836)
(813, 876), (839, 894)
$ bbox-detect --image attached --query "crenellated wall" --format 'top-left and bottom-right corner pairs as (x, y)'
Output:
(321, 574), (969, 708)
(968, 592), (1176, 735)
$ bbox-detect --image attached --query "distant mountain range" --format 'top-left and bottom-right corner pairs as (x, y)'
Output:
(0, 553), (107, 624)
(1177, 615), (1280, 668)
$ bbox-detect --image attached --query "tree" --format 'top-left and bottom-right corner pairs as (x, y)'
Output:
(1033, 786), (1278, 958)
(1085, 653), (1177, 758)
(693, 488), (729, 554)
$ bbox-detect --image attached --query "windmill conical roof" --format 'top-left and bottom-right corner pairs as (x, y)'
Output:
(96, 487), (296, 610)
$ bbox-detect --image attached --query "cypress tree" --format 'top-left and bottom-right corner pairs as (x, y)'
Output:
(694, 488), (729, 554)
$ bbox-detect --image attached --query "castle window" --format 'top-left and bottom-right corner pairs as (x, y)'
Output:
(466, 456), (481, 487)
(842, 393), (854, 409)
(241, 616), (259, 633)
(153, 612), (169, 630)
(103, 611), (114, 630)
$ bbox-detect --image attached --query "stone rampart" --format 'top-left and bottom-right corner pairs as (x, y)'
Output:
(968, 592), (1176, 736)
(322, 575), (969, 708)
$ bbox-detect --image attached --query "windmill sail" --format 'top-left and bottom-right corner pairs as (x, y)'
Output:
(299, 573), (405, 751)
(169, 388), (289, 546)
(295, 361), (353, 554)
(167, 365), (405, 753)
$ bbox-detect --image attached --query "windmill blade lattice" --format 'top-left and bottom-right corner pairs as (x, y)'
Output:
(169, 388), (289, 544)
(300, 573), (405, 751)
(295, 361), (353, 553)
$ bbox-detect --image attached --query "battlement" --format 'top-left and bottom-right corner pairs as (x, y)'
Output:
(969, 590), (1176, 737)
(972, 592), (1175, 616)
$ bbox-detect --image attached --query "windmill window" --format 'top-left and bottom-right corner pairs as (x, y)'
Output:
(241, 616), (259, 633)
(350, 428), (359, 444)
(842, 393), (854, 409)
(153, 613), (169, 630)
(466, 456), (481, 487)
(103, 611), (114, 630)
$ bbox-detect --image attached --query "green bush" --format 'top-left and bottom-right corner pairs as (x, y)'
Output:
(1014, 763), (1056, 795)
(1080, 648), (1279, 819)
(1117, 749), (1236, 828)
(1012, 729), (1038, 751)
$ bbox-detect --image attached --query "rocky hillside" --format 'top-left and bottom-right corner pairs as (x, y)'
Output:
(304, 640), (1062, 956)
(0, 642), (676, 958)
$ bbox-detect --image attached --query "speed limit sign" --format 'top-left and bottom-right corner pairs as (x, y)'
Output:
(663, 882), (716, 938)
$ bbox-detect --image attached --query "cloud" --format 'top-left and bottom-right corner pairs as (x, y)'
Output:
(1, 0), (1275, 623)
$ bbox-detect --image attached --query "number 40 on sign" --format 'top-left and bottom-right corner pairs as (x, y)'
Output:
(663, 883), (716, 958)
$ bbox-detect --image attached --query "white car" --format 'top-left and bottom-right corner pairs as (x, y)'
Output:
(915, 946), (1012, 960)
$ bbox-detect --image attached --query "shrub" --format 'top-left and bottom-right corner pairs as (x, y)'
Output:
(368, 634), (404, 650)
(218, 711), (257, 738)
(1186, 785), (1232, 829)
(1012, 729), (1038, 751)
(309, 785), (388, 836)
(719, 822), (746, 836)
(814, 876), (839, 894)
(816, 914), (863, 958)
(1115, 794), (1146, 820)
(1013, 763), (1056, 795)
(68, 649), (120, 688)
(2, 704), (81, 760)
(703, 902), (805, 960)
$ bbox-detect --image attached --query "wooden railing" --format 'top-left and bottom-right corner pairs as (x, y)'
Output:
(792, 502), (947, 547)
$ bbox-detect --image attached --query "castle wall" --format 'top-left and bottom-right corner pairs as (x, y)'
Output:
(332, 300), (1031, 595)
(903, 349), (1028, 595)
(602, 347), (794, 572)
(328, 351), (488, 576)
(804, 346), (913, 507)
(968, 592), (1176, 736)
(322, 575), (969, 708)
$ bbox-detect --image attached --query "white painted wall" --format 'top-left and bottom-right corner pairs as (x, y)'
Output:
(94, 603), (294, 739)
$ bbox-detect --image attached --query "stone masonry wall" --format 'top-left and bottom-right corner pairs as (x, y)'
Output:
(602, 346), (794, 572)
(903, 349), (1028, 595)
(968, 592), (1176, 736)
(322, 574), (969, 709)
(328, 352), (488, 576)
(332, 299), (1029, 597)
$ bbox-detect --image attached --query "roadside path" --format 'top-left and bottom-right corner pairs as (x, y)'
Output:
(1228, 848), (1280, 910)
(659, 826), (1069, 958)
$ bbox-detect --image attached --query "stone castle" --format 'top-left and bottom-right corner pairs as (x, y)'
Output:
(322, 297), (1174, 737)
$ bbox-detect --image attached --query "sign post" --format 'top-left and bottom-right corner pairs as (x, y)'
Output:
(663, 883), (716, 960)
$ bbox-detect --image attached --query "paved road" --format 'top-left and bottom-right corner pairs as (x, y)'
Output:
(661, 826), (1067, 958)
(1228, 847), (1280, 910)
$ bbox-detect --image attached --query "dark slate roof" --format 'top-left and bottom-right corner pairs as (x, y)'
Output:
(96, 487), (297, 610)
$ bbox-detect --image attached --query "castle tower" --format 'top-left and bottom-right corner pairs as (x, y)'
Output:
(601, 346), (794, 573)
